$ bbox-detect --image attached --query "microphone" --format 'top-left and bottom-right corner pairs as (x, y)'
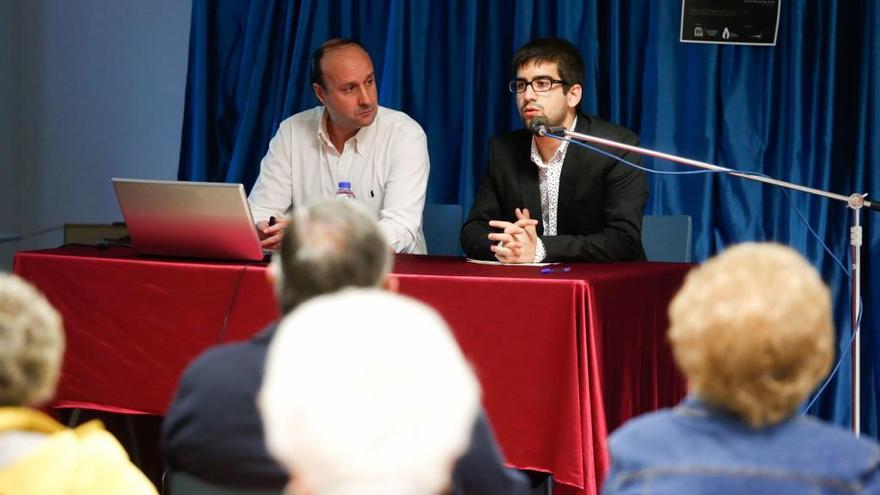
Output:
(528, 119), (565, 137)
(529, 119), (550, 136)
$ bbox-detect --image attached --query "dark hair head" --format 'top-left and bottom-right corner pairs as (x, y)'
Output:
(309, 38), (366, 89)
(276, 200), (391, 314)
(511, 37), (585, 93)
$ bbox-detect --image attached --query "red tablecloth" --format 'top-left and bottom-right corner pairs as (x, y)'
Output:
(13, 247), (689, 495)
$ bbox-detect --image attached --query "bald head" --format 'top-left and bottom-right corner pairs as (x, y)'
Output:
(309, 39), (370, 89)
(309, 39), (378, 138)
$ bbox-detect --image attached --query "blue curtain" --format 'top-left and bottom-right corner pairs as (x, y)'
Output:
(178, 0), (880, 434)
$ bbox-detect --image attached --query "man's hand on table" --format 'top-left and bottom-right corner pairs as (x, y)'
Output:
(488, 208), (538, 263)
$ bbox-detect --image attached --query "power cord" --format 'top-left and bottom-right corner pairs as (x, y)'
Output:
(216, 262), (252, 344)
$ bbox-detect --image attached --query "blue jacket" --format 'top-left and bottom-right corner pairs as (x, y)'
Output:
(603, 396), (880, 495)
(162, 323), (530, 494)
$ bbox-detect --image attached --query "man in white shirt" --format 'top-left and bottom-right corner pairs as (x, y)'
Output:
(249, 39), (429, 254)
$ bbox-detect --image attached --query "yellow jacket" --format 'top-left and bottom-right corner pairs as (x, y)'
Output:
(0, 407), (157, 495)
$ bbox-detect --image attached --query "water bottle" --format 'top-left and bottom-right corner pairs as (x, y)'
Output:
(335, 181), (356, 201)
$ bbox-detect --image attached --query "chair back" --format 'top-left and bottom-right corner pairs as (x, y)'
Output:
(168, 470), (282, 495)
(641, 215), (693, 263)
(423, 203), (463, 256)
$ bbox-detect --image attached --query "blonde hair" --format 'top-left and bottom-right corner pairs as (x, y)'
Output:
(0, 274), (64, 407)
(668, 243), (833, 427)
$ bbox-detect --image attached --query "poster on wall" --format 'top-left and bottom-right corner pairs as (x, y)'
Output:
(680, 0), (780, 46)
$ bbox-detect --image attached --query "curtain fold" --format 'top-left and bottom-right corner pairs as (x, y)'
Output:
(178, 0), (879, 434)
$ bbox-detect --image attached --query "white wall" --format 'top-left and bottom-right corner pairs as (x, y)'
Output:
(2, 0), (192, 269)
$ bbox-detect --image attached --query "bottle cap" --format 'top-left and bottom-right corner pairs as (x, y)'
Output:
(338, 181), (352, 189)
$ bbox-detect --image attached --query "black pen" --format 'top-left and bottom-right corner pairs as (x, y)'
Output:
(268, 216), (277, 227)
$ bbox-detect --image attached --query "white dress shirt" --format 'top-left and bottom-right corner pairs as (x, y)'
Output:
(529, 117), (577, 262)
(248, 106), (429, 254)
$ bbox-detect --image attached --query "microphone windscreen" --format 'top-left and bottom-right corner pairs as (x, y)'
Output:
(529, 118), (549, 136)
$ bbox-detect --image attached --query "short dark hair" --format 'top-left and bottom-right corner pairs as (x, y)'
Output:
(511, 37), (585, 93)
(309, 38), (365, 89)
(276, 200), (391, 314)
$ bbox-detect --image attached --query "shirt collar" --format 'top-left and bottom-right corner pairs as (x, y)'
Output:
(0, 407), (66, 434)
(316, 106), (376, 156)
(673, 393), (763, 423)
(530, 115), (577, 169)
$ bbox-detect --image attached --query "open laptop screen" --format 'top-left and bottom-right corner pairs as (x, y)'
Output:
(112, 178), (265, 261)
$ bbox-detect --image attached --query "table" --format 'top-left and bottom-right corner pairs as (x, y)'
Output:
(14, 247), (690, 495)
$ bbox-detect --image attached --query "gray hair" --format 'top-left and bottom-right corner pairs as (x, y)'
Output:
(0, 274), (64, 407)
(274, 200), (392, 314)
(259, 289), (480, 495)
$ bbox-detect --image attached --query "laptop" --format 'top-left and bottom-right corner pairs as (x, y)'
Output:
(112, 178), (266, 261)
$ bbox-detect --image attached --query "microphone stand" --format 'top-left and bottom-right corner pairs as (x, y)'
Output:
(545, 127), (878, 436)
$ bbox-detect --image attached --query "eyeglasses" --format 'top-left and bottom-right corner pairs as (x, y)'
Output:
(508, 77), (568, 94)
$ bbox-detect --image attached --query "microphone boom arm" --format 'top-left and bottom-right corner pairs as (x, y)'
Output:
(558, 127), (874, 435)
(559, 129), (878, 211)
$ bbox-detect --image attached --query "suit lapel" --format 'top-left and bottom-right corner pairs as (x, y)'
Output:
(516, 135), (544, 236)
(557, 115), (591, 233)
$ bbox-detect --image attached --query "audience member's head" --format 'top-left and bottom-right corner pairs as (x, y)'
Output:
(0, 274), (64, 407)
(259, 289), (480, 495)
(668, 242), (833, 427)
(270, 199), (392, 313)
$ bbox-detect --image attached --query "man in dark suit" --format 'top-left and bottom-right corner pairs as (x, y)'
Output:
(162, 200), (530, 494)
(461, 38), (647, 263)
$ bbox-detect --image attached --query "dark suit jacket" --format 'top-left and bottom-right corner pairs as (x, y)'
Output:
(461, 114), (647, 262)
(161, 323), (530, 494)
